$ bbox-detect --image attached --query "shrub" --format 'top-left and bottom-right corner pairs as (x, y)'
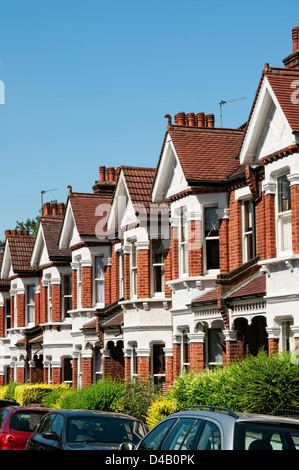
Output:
(115, 378), (161, 422)
(58, 379), (125, 411)
(169, 351), (299, 415)
(14, 383), (70, 406)
(145, 396), (178, 429)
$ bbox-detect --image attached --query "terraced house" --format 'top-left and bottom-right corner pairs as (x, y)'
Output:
(0, 25), (299, 390)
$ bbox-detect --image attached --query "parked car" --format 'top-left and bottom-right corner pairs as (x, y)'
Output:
(0, 406), (53, 450)
(0, 398), (20, 409)
(120, 405), (299, 451)
(26, 409), (148, 450)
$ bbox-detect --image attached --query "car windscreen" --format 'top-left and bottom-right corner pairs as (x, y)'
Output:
(66, 416), (146, 444)
(10, 411), (48, 433)
(234, 421), (299, 450)
(0, 409), (9, 426)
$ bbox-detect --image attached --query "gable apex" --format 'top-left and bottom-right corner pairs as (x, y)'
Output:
(239, 72), (296, 165)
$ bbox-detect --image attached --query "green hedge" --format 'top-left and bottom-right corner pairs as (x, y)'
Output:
(169, 351), (299, 415)
(14, 383), (70, 406)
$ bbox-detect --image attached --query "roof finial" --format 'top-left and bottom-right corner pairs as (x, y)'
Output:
(164, 114), (172, 128)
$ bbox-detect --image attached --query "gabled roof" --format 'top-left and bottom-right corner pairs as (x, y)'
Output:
(265, 67), (299, 133)
(69, 192), (112, 236)
(40, 217), (71, 260)
(2, 234), (36, 277)
(239, 65), (299, 164)
(0, 252), (10, 288)
(167, 126), (244, 184)
(119, 166), (157, 209)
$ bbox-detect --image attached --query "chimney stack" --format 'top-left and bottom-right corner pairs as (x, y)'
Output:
(283, 25), (299, 69)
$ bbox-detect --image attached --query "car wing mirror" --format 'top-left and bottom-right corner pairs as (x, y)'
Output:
(42, 431), (59, 441)
(119, 442), (135, 450)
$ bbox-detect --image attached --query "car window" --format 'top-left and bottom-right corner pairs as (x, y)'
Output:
(196, 420), (222, 450)
(50, 414), (64, 440)
(234, 422), (299, 450)
(163, 418), (203, 450)
(38, 413), (57, 435)
(139, 418), (177, 450)
(10, 411), (47, 432)
(0, 409), (9, 426)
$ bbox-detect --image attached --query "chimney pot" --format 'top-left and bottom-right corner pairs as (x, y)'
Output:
(18, 229), (23, 236)
(23, 229), (29, 236)
(58, 202), (65, 216)
(186, 112), (196, 126)
(196, 112), (205, 127)
(51, 201), (58, 215)
(12, 229), (17, 235)
(177, 112), (186, 126)
(206, 113), (215, 128)
(107, 167), (115, 182)
(99, 166), (106, 182)
(5, 229), (11, 239)
(43, 202), (50, 216)
(292, 26), (299, 52)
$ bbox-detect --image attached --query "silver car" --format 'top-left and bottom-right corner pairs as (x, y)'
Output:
(120, 405), (299, 450)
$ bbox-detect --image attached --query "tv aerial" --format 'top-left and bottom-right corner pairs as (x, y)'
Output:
(41, 188), (58, 207)
(219, 97), (246, 127)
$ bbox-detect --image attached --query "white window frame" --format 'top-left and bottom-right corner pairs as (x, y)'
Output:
(77, 259), (82, 309)
(151, 238), (165, 295)
(241, 199), (255, 263)
(119, 250), (124, 299)
(179, 207), (188, 277)
(61, 273), (72, 319)
(94, 255), (105, 307)
(204, 205), (220, 273)
(4, 297), (11, 335)
(130, 241), (137, 298)
(26, 284), (35, 325)
(47, 280), (52, 322)
(276, 173), (292, 255)
(280, 319), (294, 352)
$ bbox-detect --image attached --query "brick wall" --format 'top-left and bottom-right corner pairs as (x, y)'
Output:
(137, 249), (150, 298)
(228, 194), (242, 270)
(188, 219), (203, 276)
(52, 367), (62, 384)
(265, 193), (276, 259)
(17, 294), (25, 327)
(171, 226), (179, 279)
(189, 342), (205, 373)
(51, 284), (61, 322)
(72, 269), (77, 310)
(111, 246), (120, 303)
(82, 357), (93, 388)
(82, 266), (92, 308)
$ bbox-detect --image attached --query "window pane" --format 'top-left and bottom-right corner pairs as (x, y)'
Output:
(208, 329), (223, 364)
(152, 239), (164, 264)
(278, 175), (291, 212)
(196, 421), (222, 450)
(63, 275), (72, 296)
(163, 418), (197, 450)
(206, 239), (219, 270)
(205, 207), (219, 237)
(139, 418), (177, 450)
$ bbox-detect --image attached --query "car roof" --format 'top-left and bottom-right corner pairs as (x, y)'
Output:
(167, 407), (299, 426)
(49, 409), (142, 421)
(1, 406), (52, 412)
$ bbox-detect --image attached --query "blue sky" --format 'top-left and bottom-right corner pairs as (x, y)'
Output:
(0, 0), (298, 239)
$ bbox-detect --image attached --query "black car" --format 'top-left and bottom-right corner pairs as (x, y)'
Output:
(26, 409), (148, 450)
(0, 398), (20, 409)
